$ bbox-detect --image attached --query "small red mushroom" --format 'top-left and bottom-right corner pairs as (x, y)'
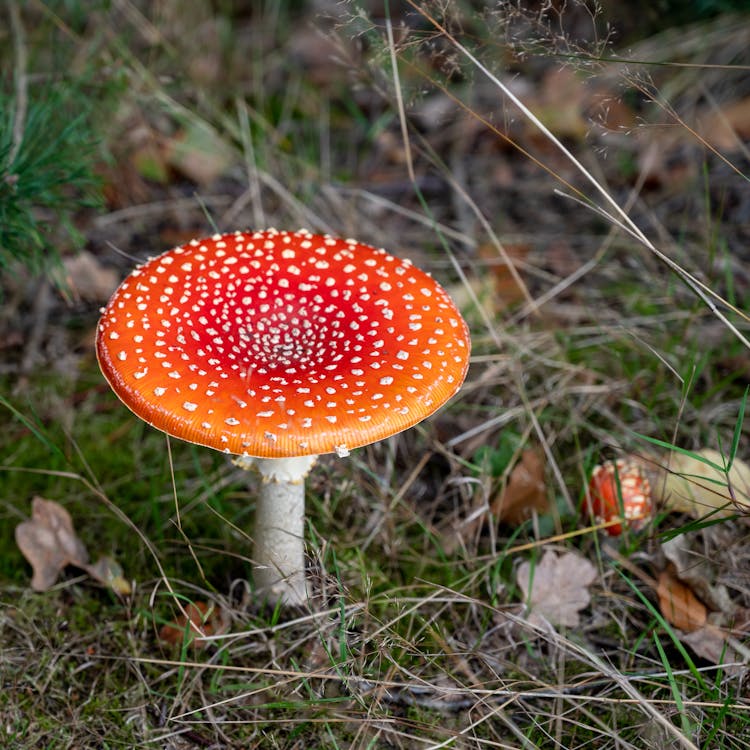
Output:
(586, 459), (652, 536)
(96, 229), (471, 605)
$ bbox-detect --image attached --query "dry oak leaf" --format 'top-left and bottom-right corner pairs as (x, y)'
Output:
(492, 449), (549, 525)
(15, 496), (89, 591)
(517, 549), (597, 628)
(655, 449), (750, 519)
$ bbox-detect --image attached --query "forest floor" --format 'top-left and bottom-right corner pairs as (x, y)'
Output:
(1, 2), (750, 748)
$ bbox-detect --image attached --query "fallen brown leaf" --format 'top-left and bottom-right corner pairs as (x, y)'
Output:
(656, 566), (708, 633)
(657, 534), (748, 670)
(15, 497), (130, 594)
(84, 556), (132, 597)
(53, 251), (120, 304)
(15, 497), (89, 591)
(681, 610), (750, 673)
(164, 121), (235, 186)
(605, 542), (747, 669)
(159, 601), (226, 648)
(697, 97), (750, 151)
(492, 449), (549, 525)
(517, 549), (597, 628)
(661, 534), (735, 615)
(477, 242), (530, 312)
(533, 67), (588, 142)
(438, 448), (549, 555)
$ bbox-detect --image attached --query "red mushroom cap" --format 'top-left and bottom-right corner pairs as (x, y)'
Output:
(586, 459), (653, 536)
(96, 229), (471, 458)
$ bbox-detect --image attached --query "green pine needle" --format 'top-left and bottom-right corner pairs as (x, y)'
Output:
(0, 85), (103, 276)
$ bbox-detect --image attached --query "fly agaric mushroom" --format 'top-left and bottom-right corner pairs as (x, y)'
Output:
(96, 229), (470, 605)
(586, 459), (652, 536)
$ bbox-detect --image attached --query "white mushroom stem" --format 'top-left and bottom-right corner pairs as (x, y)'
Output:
(234, 454), (317, 606)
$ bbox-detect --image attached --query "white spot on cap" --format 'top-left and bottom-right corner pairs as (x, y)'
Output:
(183, 402), (198, 412)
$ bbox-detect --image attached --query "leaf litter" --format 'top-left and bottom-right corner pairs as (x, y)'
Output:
(158, 600), (229, 649)
(441, 447), (549, 554)
(516, 549), (597, 628)
(15, 496), (131, 595)
(658, 533), (750, 672)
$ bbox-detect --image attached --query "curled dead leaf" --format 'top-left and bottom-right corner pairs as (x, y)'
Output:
(681, 610), (750, 673)
(656, 567), (708, 633)
(657, 533), (749, 670)
(84, 556), (132, 596)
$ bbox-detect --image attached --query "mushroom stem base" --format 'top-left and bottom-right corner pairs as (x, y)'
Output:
(253, 476), (308, 606)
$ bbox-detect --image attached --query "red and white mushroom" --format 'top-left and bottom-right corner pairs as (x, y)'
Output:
(96, 229), (471, 605)
(586, 459), (653, 536)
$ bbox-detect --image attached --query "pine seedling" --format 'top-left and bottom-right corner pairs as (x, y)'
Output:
(0, 86), (103, 278)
